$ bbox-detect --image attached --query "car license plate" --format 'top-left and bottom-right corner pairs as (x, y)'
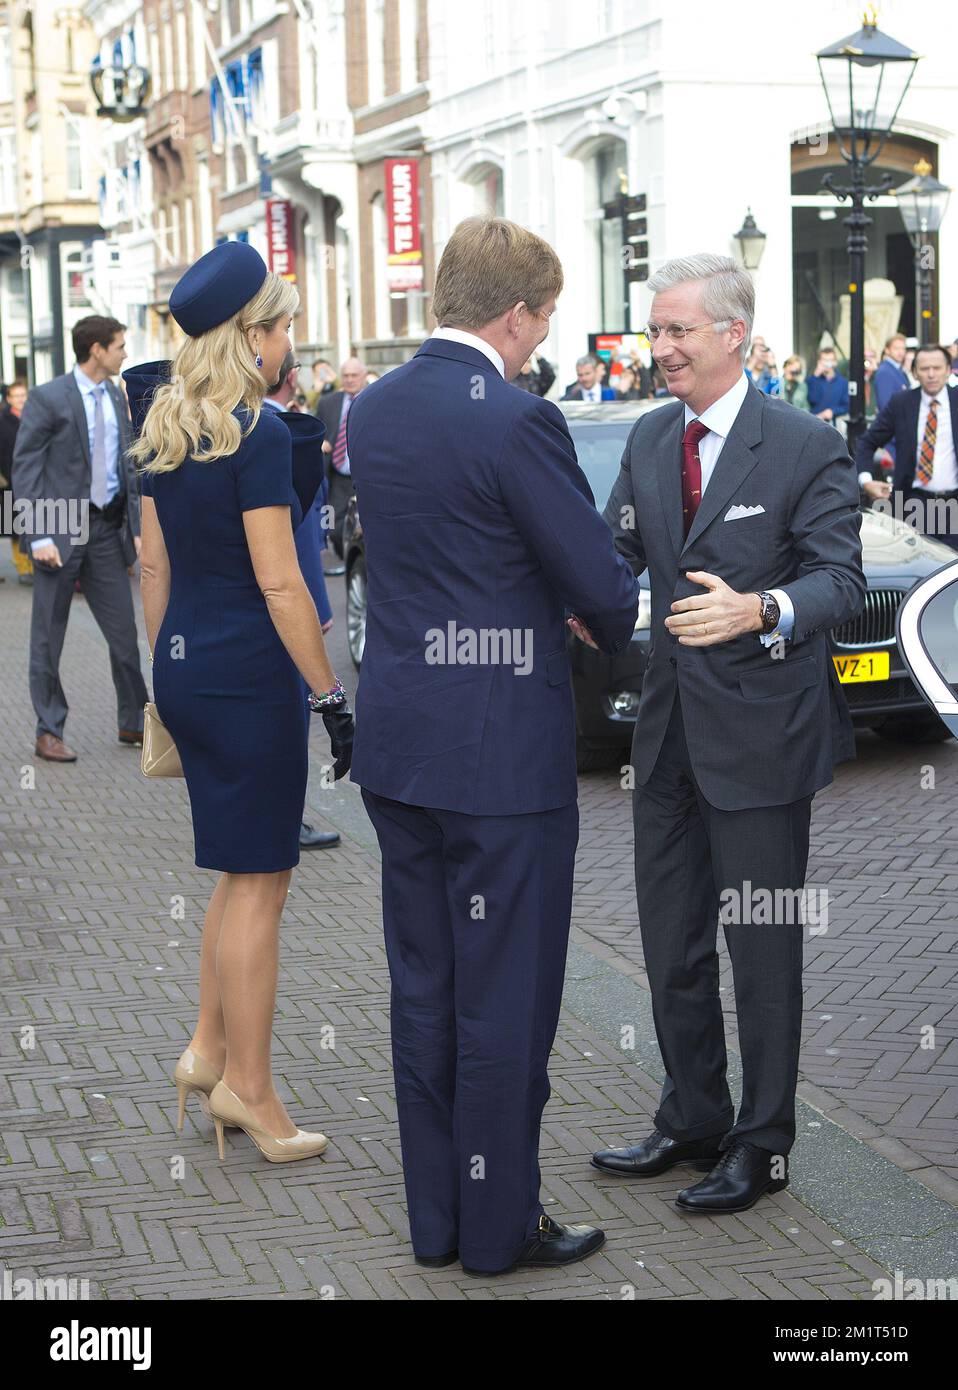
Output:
(832, 651), (890, 683)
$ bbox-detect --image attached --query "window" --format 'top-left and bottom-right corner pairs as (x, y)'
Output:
(370, 192), (391, 339)
(184, 194), (195, 263)
(397, 0), (417, 91)
(176, 8), (189, 89)
(366, 0), (385, 106)
(0, 130), (15, 211)
(594, 142), (628, 331)
(0, 26), (11, 103)
(191, 3), (207, 92)
(66, 117), (84, 196)
(469, 164), (503, 217)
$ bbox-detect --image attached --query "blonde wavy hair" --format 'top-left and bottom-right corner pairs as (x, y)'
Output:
(131, 271), (300, 473)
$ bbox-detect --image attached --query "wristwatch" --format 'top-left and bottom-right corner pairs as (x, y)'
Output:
(757, 591), (781, 635)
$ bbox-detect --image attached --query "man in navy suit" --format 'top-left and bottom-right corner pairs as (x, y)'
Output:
(856, 344), (958, 551)
(347, 216), (640, 1275)
(872, 333), (910, 414)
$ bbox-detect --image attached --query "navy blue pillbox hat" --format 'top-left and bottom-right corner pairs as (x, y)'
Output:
(168, 241), (269, 337)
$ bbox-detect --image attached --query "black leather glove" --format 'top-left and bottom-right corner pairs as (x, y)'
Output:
(322, 706), (354, 780)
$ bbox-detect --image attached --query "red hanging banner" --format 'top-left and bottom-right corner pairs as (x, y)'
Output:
(384, 159), (423, 292)
(265, 198), (296, 283)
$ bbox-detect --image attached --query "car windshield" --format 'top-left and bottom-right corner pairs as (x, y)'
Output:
(567, 421), (632, 511)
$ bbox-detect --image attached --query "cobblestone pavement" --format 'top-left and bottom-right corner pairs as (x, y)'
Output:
(0, 552), (952, 1300)
(574, 736), (958, 1197)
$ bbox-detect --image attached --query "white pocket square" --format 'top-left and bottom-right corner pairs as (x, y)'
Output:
(724, 504), (766, 521)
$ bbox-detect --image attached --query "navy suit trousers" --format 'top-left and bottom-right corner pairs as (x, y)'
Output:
(361, 788), (578, 1271)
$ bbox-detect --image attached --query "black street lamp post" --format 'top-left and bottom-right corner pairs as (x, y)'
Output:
(892, 159), (951, 344)
(816, 12), (918, 458)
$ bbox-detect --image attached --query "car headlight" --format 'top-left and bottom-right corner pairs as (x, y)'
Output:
(634, 590), (652, 632)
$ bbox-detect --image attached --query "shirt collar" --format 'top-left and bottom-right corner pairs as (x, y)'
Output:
(73, 363), (104, 395)
(683, 370), (749, 438)
(431, 326), (505, 379)
(922, 386), (948, 406)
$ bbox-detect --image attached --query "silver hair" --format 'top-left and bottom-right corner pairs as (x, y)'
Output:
(647, 253), (754, 364)
(575, 354), (600, 369)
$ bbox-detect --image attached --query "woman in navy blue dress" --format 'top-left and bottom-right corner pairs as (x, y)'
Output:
(128, 242), (353, 1164)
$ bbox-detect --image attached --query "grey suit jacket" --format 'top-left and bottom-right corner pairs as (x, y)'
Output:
(11, 371), (140, 566)
(602, 381), (867, 811)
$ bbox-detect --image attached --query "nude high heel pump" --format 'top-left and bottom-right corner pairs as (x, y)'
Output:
(173, 1048), (223, 1131)
(207, 1081), (329, 1164)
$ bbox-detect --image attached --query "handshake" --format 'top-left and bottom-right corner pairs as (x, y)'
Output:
(568, 570), (765, 649)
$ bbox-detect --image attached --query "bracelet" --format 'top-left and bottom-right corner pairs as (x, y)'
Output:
(307, 680), (347, 712)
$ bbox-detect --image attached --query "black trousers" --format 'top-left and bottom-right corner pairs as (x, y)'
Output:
(632, 692), (812, 1156)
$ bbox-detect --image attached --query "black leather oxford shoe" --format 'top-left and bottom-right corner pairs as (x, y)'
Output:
(675, 1140), (788, 1213)
(462, 1215), (605, 1276)
(591, 1130), (724, 1177)
(415, 1250), (458, 1268)
(299, 822), (341, 850)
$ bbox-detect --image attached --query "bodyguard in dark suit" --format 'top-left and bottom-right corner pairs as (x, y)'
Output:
(312, 357), (367, 556)
(12, 316), (147, 761)
(592, 254), (866, 1212)
(856, 344), (958, 551)
(348, 216), (640, 1275)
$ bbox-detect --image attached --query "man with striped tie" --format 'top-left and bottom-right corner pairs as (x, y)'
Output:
(857, 344), (958, 551)
(313, 356), (368, 562)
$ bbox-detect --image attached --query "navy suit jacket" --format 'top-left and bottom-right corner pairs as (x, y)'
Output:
(346, 337), (641, 815)
(856, 384), (958, 491)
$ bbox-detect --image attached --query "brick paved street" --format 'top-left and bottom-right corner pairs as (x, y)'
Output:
(1, 551), (955, 1300)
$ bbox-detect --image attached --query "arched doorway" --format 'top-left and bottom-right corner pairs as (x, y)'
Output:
(791, 131), (941, 367)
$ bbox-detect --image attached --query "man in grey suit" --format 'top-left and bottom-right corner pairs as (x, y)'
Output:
(12, 315), (148, 762)
(590, 254), (866, 1212)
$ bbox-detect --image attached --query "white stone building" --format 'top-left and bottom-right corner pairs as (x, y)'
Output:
(425, 0), (958, 384)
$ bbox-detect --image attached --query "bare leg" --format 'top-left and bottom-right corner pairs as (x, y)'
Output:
(187, 872), (230, 1073)
(218, 868), (297, 1137)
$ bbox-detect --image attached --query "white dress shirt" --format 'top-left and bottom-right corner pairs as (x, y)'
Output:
(579, 383), (602, 403)
(684, 372), (795, 645)
(431, 326), (505, 379)
(913, 386), (956, 492)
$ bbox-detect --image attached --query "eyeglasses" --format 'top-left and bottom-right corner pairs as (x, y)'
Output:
(645, 319), (731, 342)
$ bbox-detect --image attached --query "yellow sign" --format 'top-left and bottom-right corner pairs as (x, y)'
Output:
(833, 651), (890, 683)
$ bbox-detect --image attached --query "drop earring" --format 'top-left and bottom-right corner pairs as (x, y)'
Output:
(254, 353), (263, 369)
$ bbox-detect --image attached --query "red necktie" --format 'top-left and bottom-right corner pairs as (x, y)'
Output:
(332, 396), (351, 473)
(916, 398), (937, 485)
(682, 419), (709, 536)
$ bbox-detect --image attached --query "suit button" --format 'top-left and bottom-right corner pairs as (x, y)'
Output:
(669, 656), (677, 667)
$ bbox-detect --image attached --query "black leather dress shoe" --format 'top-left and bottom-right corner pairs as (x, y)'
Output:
(591, 1130), (724, 1177)
(462, 1214), (605, 1276)
(415, 1250), (458, 1268)
(299, 822), (341, 849)
(675, 1140), (788, 1213)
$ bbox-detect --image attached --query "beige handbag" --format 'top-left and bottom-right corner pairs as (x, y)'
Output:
(140, 702), (183, 778)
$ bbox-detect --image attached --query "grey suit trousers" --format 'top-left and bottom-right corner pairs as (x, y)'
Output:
(29, 509), (148, 739)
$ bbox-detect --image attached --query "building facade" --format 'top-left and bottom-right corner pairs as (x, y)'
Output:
(3, 1), (956, 387)
(425, 0), (958, 382)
